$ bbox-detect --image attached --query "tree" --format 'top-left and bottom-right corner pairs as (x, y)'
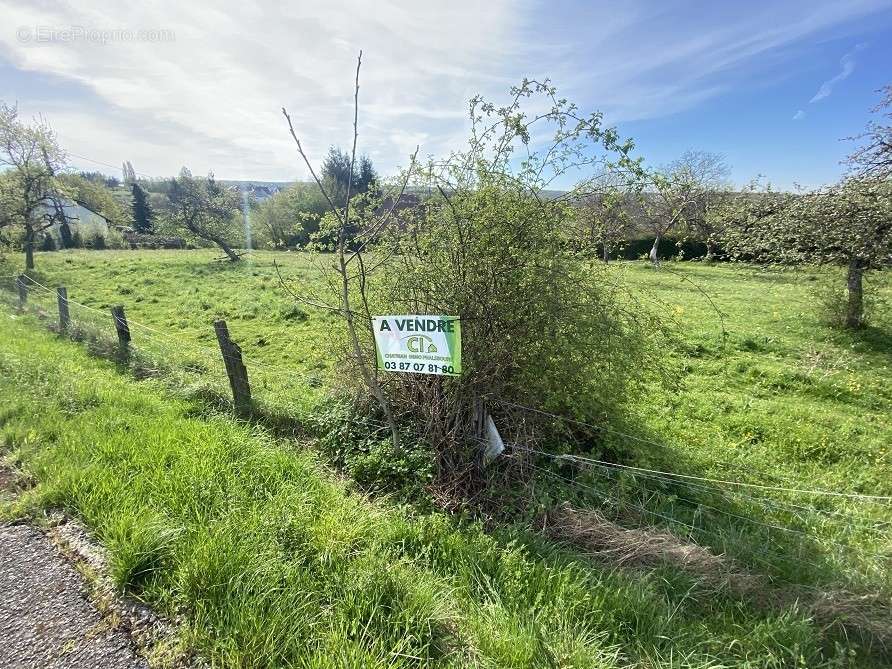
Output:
(0, 102), (70, 270)
(355, 155), (377, 194)
(131, 182), (155, 233)
(847, 85), (892, 179)
(59, 219), (74, 248)
(59, 173), (129, 227)
(722, 179), (891, 328)
(0, 171), (17, 248)
(672, 150), (732, 261)
(163, 168), (243, 261)
(636, 173), (689, 267)
(253, 182), (329, 249)
(638, 151), (730, 266)
(573, 181), (634, 262)
(121, 160), (137, 184)
(78, 171), (120, 188)
(321, 146), (377, 205)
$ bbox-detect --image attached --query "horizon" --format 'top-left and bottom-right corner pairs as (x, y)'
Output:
(2, 1), (891, 190)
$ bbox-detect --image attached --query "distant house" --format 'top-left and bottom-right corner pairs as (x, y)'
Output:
(223, 181), (291, 202)
(39, 197), (110, 244)
(247, 185), (276, 200)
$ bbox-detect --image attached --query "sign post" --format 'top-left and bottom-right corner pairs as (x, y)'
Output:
(372, 315), (461, 376)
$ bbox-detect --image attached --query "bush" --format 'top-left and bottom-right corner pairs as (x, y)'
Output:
(83, 231), (106, 250)
(104, 226), (126, 249)
(617, 237), (710, 261)
(371, 181), (659, 461)
(813, 270), (888, 329)
(309, 80), (664, 487)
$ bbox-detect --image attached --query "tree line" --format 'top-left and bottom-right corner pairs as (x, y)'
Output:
(0, 104), (378, 263)
(1, 84), (889, 328)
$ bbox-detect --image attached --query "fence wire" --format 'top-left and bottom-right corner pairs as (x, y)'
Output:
(3, 274), (890, 588)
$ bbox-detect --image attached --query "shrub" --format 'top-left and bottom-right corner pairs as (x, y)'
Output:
(374, 181), (657, 450)
(104, 226), (126, 249)
(304, 78), (662, 485)
(813, 271), (888, 329)
(83, 231), (106, 250)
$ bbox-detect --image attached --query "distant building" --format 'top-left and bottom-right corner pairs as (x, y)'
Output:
(39, 197), (110, 244)
(237, 183), (287, 201)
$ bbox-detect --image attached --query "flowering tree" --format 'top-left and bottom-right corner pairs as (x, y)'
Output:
(722, 178), (891, 328)
(0, 103), (70, 270)
(847, 85), (892, 180)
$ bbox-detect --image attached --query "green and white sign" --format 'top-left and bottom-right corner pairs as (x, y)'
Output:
(373, 315), (461, 376)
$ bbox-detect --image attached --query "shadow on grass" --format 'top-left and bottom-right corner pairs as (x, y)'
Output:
(847, 324), (892, 355)
(4, 279), (890, 662)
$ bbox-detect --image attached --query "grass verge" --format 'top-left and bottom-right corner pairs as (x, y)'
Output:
(1, 310), (889, 667)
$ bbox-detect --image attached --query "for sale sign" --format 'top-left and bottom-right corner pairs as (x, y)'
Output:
(373, 315), (461, 376)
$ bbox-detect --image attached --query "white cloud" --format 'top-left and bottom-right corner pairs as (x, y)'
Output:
(526, 1), (890, 124)
(809, 43), (866, 103)
(1, 1), (889, 180)
(793, 109), (806, 120)
(0, 0), (522, 179)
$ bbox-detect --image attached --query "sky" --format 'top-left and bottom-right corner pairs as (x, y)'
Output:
(1, 0), (891, 190)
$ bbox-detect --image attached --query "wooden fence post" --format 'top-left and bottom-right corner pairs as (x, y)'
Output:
(16, 274), (27, 310)
(110, 305), (131, 348)
(214, 319), (252, 416)
(57, 286), (69, 332)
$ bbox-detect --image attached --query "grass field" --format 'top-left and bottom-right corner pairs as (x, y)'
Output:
(2, 248), (891, 667)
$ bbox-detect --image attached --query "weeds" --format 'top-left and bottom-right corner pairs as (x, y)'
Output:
(1, 250), (890, 666)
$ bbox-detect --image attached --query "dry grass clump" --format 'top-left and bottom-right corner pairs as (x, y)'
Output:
(809, 590), (892, 654)
(541, 503), (763, 593)
(542, 503), (892, 654)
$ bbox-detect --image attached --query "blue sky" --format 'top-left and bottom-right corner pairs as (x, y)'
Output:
(1, 0), (890, 189)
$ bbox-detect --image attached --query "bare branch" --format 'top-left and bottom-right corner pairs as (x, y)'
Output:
(281, 107), (342, 223)
(341, 50), (362, 254)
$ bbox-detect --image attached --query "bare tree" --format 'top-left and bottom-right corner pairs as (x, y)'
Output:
(637, 174), (689, 267)
(639, 150), (730, 266)
(0, 103), (71, 270)
(281, 52), (417, 454)
(573, 173), (635, 262)
(673, 150), (732, 261)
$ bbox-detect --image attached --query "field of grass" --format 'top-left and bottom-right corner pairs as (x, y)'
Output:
(1, 250), (338, 416)
(2, 248), (891, 667)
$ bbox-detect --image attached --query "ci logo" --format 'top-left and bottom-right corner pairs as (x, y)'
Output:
(403, 334), (438, 353)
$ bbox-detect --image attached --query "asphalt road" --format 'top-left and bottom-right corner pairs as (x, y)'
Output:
(0, 524), (147, 669)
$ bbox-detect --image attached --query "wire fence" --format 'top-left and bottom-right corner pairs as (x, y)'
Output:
(2, 271), (890, 588)
(4, 273), (328, 420)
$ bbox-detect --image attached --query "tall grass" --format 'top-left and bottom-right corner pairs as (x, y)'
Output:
(1, 313), (881, 667)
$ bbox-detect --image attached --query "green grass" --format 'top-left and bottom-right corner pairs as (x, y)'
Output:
(0, 313), (882, 668)
(1, 249), (891, 666)
(584, 262), (892, 591)
(1, 250), (338, 416)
